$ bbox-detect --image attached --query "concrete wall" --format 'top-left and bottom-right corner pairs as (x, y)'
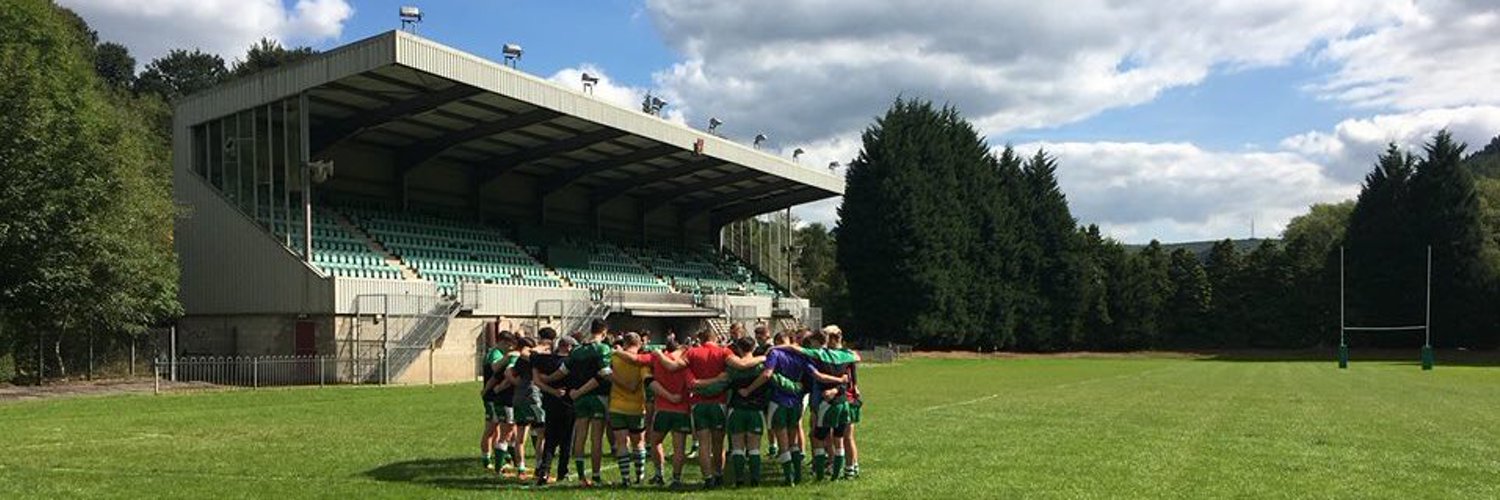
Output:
(174, 314), (336, 357)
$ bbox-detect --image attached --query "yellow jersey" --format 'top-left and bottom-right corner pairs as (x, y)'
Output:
(608, 352), (650, 415)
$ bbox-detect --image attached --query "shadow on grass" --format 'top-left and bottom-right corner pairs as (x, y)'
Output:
(1187, 348), (1500, 367)
(364, 457), (536, 491)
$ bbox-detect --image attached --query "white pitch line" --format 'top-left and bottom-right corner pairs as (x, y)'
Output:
(921, 393), (1001, 412)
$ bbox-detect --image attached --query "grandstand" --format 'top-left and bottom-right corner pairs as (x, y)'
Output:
(170, 30), (841, 383)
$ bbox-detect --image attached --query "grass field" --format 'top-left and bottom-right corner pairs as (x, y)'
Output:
(2, 355), (1498, 498)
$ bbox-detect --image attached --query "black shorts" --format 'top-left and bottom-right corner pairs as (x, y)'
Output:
(812, 424), (849, 440)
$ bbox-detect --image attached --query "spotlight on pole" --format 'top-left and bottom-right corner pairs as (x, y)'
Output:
(753, 133), (768, 149)
(792, 148), (805, 162)
(642, 92), (668, 116)
(581, 72), (599, 94)
(399, 6), (422, 32)
(501, 43), (523, 68)
(708, 117), (723, 134)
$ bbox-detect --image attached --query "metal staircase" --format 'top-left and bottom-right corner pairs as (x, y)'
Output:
(382, 298), (461, 381)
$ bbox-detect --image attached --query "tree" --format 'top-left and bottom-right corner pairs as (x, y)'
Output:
(1408, 131), (1496, 348)
(231, 38), (317, 78)
(0, 0), (179, 381)
(134, 49), (227, 101)
(1282, 201), (1354, 253)
(1203, 239), (1245, 347)
(94, 41), (136, 90)
(795, 223), (849, 328)
(1343, 144), (1423, 337)
(1009, 149), (1085, 351)
(1166, 248), (1211, 347)
(837, 99), (996, 347)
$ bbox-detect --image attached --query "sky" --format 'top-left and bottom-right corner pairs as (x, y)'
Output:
(60, 0), (1500, 243)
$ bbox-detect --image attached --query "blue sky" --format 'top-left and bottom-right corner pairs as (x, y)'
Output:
(62, 0), (1500, 243)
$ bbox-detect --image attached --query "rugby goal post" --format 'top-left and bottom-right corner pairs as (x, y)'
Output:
(1339, 246), (1434, 370)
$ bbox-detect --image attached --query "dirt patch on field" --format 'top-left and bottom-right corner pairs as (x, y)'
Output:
(0, 379), (216, 402)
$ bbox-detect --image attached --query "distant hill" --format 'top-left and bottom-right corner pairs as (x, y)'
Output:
(1126, 238), (1272, 260)
(1464, 135), (1500, 179)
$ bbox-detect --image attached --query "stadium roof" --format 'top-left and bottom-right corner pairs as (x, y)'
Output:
(174, 30), (842, 225)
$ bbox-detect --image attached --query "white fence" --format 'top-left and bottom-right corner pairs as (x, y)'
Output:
(153, 354), (387, 392)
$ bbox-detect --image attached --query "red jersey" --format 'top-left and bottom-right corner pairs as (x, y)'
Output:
(638, 351), (691, 413)
(683, 342), (731, 404)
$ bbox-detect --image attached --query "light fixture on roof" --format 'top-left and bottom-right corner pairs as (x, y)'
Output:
(708, 117), (723, 134)
(581, 72), (599, 95)
(642, 92), (668, 116)
(792, 148), (805, 163)
(828, 161), (840, 173)
(753, 133), (768, 149)
(501, 43), (523, 68)
(399, 6), (422, 32)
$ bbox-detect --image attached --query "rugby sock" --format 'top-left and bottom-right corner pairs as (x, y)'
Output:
(831, 450), (846, 480)
(748, 450), (762, 486)
(779, 451), (795, 484)
(633, 449), (647, 481)
(482, 450), (492, 469)
(574, 458), (586, 481)
(790, 448), (805, 483)
(616, 453), (632, 483)
(811, 449), (826, 480)
(768, 443), (778, 458)
(730, 449), (746, 486)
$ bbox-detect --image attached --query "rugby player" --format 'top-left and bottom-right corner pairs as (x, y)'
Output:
(531, 329), (574, 485)
(607, 332), (650, 486)
(538, 320), (612, 487)
(505, 336), (544, 480)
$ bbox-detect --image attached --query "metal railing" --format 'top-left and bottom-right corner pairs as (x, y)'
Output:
(154, 355), (364, 392)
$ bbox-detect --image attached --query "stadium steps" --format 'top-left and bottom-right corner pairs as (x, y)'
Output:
(707, 317), (731, 338)
(330, 211), (418, 280)
(774, 317), (800, 334)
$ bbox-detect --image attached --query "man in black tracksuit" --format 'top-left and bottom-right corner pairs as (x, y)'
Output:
(533, 329), (576, 485)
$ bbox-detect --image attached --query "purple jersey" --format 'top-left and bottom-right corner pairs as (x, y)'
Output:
(765, 349), (815, 407)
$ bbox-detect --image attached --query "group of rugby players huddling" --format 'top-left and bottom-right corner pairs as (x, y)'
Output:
(480, 319), (862, 489)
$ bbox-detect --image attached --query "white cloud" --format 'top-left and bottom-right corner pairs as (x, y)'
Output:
(549, 65), (687, 125)
(1023, 141), (1359, 243)
(58, 0), (353, 64)
(643, 0), (1400, 146)
(1280, 106), (1500, 181)
(1311, 0), (1500, 110)
(638, 1), (1500, 242)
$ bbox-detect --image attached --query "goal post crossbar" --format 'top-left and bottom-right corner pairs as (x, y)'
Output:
(1339, 246), (1434, 370)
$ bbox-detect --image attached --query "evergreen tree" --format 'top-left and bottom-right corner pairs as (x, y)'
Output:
(1409, 131), (1496, 348)
(837, 99), (996, 346)
(1015, 149), (1085, 350)
(1343, 144), (1423, 342)
(1203, 239), (1245, 347)
(1077, 225), (1117, 350)
(1166, 248), (1211, 347)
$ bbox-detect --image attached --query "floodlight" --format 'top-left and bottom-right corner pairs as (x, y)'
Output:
(753, 133), (768, 149)
(650, 96), (668, 111)
(828, 161), (840, 173)
(792, 148), (805, 162)
(708, 117), (723, 133)
(399, 6), (422, 32)
(581, 72), (599, 94)
(502, 43), (523, 67)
